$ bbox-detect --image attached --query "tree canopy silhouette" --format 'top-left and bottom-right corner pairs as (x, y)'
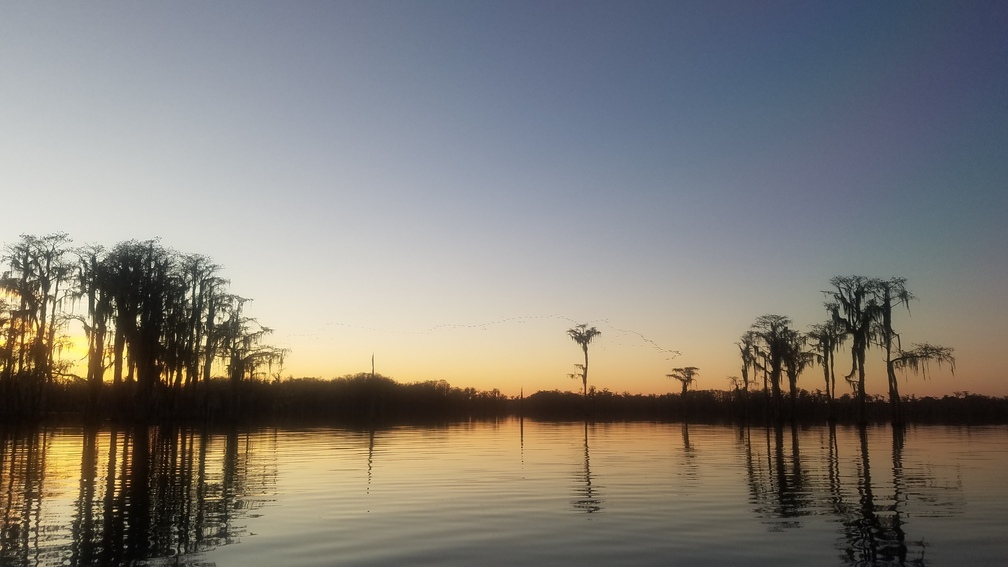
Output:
(806, 319), (844, 420)
(826, 276), (876, 424)
(0, 233), (284, 420)
(748, 314), (796, 421)
(666, 366), (699, 419)
(825, 275), (955, 424)
(567, 324), (601, 398)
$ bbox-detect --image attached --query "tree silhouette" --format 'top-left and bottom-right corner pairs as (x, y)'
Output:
(30, 233), (74, 389)
(826, 276), (877, 425)
(828, 275), (955, 424)
(872, 277), (955, 424)
(666, 366), (699, 419)
(0, 233), (284, 419)
(807, 319), (845, 421)
(104, 239), (177, 409)
(781, 327), (813, 420)
(736, 331), (758, 420)
(72, 244), (113, 415)
(1, 238), (37, 405)
(749, 314), (794, 421)
(567, 324), (600, 398)
(873, 277), (913, 423)
(0, 233), (73, 412)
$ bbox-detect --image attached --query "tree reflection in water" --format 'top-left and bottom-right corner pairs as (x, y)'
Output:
(70, 425), (98, 565)
(744, 422), (959, 565)
(0, 424), (276, 566)
(366, 427), (376, 495)
(744, 423), (812, 529)
(679, 422), (699, 483)
(0, 422), (974, 565)
(841, 425), (914, 566)
(0, 427), (50, 564)
(571, 420), (602, 513)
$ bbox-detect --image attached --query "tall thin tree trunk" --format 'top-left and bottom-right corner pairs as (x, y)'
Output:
(113, 329), (125, 386)
(87, 324), (106, 416)
(822, 352), (834, 421)
(45, 278), (62, 385)
(681, 382), (688, 421)
(887, 360), (902, 425)
(857, 348), (867, 426)
(881, 286), (903, 424)
(202, 293), (217, 385)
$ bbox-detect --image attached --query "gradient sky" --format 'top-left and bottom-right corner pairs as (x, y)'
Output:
(2, 1), (1006, 397)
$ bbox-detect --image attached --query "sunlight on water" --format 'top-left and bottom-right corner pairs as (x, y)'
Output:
(1, 421), (1006, 566)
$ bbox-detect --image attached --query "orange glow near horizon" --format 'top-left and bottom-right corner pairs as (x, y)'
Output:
(276, 326), (991, 400)
(38, 306), (1002, 400)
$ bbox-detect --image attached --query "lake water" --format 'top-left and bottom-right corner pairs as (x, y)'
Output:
(1, 420), (1006, 566)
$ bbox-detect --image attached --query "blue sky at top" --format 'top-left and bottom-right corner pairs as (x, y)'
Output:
(1, 1), (1005, 395)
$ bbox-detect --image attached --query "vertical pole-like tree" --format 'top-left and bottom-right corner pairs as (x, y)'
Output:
(567, 324), (601, 398)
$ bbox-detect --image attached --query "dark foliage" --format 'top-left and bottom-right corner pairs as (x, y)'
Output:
(0, 233), (284, 421)
(271, 373), (508, 425)
(2, 372), (510, 426)
(4, 376), (1006, 426)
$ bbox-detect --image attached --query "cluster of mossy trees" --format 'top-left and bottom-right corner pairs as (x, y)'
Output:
(736, 275), (955, 425)
(0, 233), (286, 420)
(564, 277), (956, 426)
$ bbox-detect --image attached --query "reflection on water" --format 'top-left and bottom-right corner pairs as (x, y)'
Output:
(0, 421), (1001, 566)
(0, 424), (276, 566)
(743, 423), (968, 566)
(680, 422), (699, 482)
(366, 428), (375, 494)
(571, 421), (602, 513)
(846, 426), (907, 565)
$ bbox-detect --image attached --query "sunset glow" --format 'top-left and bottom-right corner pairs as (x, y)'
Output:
(1, 2), (1004, 399)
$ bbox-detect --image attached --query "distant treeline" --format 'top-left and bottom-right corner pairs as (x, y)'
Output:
(516, 388), (1008, 425)
(25, 373), (509, 425)
(15, 373), (1008, 426)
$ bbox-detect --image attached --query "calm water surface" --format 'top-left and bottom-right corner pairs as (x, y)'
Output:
(1, 420), (1005, 566)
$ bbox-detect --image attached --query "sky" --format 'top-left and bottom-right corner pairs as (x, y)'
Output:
(1, 1), (1006, 398)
